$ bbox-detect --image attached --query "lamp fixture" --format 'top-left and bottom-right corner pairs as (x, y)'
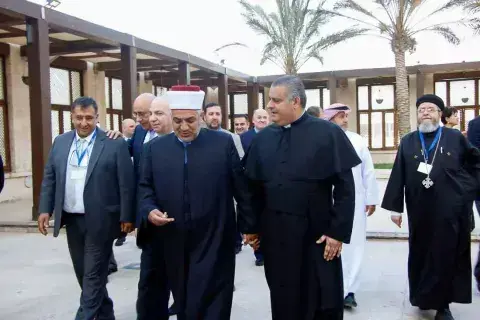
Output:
(45, 0), (62, 9)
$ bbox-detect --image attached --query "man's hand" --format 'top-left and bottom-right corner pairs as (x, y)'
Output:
(366, 205), (376, 217)
(38, 213), (50, 236)
(121, 222), (134, 234)
(105, 130), (123, 139)
(148, 209), (174, 226)
(316, 235), (342, 261)
(391, 215), (402, 228)
(244, 234), (260, 251)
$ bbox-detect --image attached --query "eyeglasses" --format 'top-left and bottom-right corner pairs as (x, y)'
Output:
(418, 107), (440, 114)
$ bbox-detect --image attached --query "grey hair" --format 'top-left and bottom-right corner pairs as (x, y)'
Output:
(271, 75), (307, 108)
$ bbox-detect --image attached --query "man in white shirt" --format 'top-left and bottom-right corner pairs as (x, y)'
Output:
(322, 103), (379, 309)
(37, 96), (135, 320)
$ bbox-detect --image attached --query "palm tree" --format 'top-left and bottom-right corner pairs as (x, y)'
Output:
(329, 0), (480, 138)
(464, 0), (480, 13)
(238, 0), (368, 74)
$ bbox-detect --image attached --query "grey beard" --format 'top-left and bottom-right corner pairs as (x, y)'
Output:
(418, 122), (439, 133)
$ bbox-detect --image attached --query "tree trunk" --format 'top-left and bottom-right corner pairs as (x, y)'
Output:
(284, 55), (297, 74)
(394, 48), (411, 140)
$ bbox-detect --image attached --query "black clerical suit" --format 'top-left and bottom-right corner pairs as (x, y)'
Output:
(382, 127), (480, 310)
(468, 116), (480, 289)
(0, 155), (4, 194)
(240, 113), (360, 320)
(138, 129), (252, 320)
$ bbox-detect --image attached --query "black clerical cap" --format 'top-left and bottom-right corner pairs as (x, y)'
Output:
(416, 94), (445, 111)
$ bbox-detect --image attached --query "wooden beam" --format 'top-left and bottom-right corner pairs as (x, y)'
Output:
(26, 17), (52, 220)
(20, 39), (115, 57)
(0, 42), (10, 56)
(0, 30), (24, 38)
(121, 45), (137, 119)
(96, 58), (172, 71)
(247, 82), (259, 121)
(50, 56), (87, 71)
(178, 61), (191, 85)
(218, 74), (229, 130)
(147, 70), (215, 81)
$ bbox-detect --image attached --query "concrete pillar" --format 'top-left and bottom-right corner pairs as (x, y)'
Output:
(5, 45), (32, 174)
(138, 73), (153, 94)
(205, 86), (218, 104)
(263, 87), (270, 110)
(84, 62), (106, 128)
(328, 76), (337, 104)
(409, 74), (418, 131)
(338, 78), (357, 132)
(217, 74), (228, 130)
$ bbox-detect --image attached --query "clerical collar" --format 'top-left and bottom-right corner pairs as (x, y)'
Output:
(283, 109), (307, 128)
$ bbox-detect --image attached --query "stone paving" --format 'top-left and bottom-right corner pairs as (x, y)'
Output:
(0, 232), (479, 320)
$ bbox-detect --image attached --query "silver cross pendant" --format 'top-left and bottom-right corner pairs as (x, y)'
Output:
(422, 177), (434, 189)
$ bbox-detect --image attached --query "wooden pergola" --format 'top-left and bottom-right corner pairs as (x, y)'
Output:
(257, 61), (480, 104)
(0, 0), (261, 219)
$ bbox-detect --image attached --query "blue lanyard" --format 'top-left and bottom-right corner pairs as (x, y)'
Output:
(75, 130), (97, 166)
(418, 127), (442, 162)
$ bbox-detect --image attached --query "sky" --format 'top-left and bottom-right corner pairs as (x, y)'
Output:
(30, 0), (480, 76)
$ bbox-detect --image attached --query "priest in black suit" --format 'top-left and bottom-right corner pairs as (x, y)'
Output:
(240, 75), (360, 320)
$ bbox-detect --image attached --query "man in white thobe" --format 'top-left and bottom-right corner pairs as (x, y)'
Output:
(323, 103), (379, 309)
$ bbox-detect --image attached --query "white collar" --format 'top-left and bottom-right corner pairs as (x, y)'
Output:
(283, 109), (306, 128)
(75, 129), (96, 143)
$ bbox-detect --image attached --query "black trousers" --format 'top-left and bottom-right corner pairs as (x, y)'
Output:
(136, 227), (170, 320)
(474, 202), (480, 282)
(109, 251), (117, 270)
(64, 214), (115, 320)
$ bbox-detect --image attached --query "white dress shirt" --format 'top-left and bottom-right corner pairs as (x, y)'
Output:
(143, 129), (156, 144)
(63, 130), (97, 214)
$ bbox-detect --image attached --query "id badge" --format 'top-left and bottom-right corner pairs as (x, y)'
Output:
(70, 168), (86, 180)
(417, 162), (432, 175)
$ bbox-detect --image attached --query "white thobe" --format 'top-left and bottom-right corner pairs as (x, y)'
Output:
(342, 130), (379, 296)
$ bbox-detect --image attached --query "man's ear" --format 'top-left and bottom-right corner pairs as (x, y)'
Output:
(293, 96), (302, 109)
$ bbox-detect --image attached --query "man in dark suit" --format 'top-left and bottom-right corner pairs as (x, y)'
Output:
(467, 116), (480, 292)
(37, 97), (135, 320)
(240, 108), (270, 266)
(240, 108), (269, 152)
(106, 93), (172, 319)
(0, 154), (4, 194)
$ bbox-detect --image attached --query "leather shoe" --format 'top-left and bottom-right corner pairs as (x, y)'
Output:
(435, 308), (454, 320)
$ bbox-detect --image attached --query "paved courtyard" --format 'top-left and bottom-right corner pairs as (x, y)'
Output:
(0, 233), (479, 319)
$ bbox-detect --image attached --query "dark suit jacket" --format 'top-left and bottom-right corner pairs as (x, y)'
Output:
(128, 125), (148, 178)
(468, 116), (480, 149)
(0, 155), (4, 194)
(38, 129), (136, 242)
(240, 128), (256, 152)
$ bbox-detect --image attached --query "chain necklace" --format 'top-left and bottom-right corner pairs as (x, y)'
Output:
(420, 128), (442, 189)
